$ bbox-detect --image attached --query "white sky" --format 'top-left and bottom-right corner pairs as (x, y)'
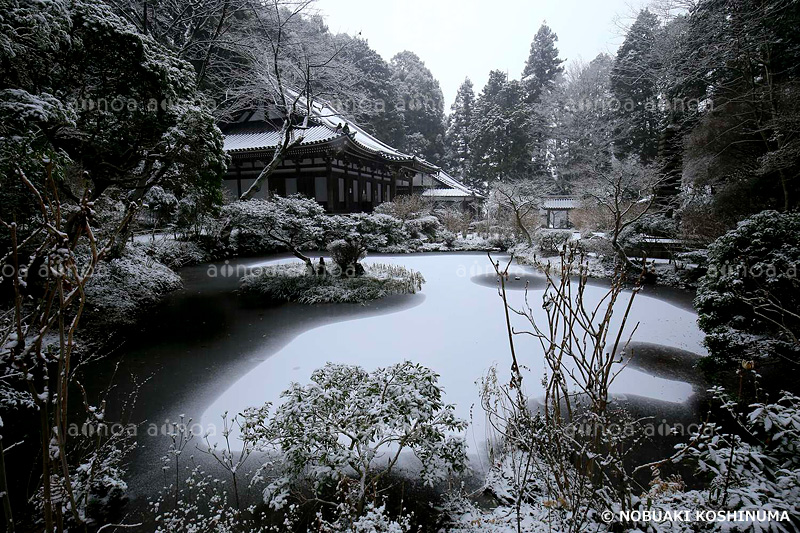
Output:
(316, 0), (646, 111)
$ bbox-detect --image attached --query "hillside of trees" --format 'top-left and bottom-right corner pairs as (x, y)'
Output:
(442, 1), (799, 245)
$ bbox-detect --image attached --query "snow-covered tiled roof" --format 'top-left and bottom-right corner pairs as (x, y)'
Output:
(223, 124), (342, 152)
(310, 100), (413, 161)
(222, 96), (438, 172)
(423, 188), (475, 198)
(542, 197), (577, 210)
(429, 170), (485, 198)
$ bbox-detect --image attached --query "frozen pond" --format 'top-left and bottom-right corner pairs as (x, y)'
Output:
(199, 253), (704, 460)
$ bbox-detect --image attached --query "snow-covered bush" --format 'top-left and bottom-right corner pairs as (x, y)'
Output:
(143, 185), (179, 227)
(577, 234), (614, 261)
(373, 195), (432, 221)
(435, 206), (472, 237)
(327, 239), (367, 275)
(695, 210), (800, 368)
(175, 190), (221, 240)
(439, 230), (458, 248)
(137, 239), (208, 269)
(242, 362), (467, 520)
(627, 388), (800, 533)
(487, 233), (516, 251)
(316, 502), (413, 533)
(240, 262), (425, 304)
(406, 215), (441, 240)
(618, 213), (678, 244)
(676, 248), (709, 268)
(326, 214), (396, 273)
(152, 466), (268, 533)
(222, 196), (327, 268)
(84, 244), (182, 330)
(354, 213), (409, 247)
(534, 228), (572, 255)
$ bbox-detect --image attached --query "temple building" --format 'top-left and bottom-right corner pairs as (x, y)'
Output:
(220, 100), (480, 213)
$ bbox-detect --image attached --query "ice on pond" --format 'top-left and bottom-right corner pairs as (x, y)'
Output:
(201, 254), (704, 455)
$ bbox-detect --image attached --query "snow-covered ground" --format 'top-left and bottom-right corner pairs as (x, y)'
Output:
(200, 254), (704, 463)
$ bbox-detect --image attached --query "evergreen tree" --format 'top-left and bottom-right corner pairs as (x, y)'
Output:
(610, 9), (663, 162)
(467, 71), (533, 192)
(551, 54), (616, 191)
(390, 51), (446, 162)
(671, 0), (800, 221)
(522, 23), (565, 104)
(337, 36), (405, 148)
(444, 78), (475, 176)
(522, 24), (565, 181)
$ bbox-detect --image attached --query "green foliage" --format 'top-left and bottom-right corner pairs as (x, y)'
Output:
(444, 78), (475, 176)
(0, 0), (226, 228)
(390, 51), (446, 162)
(242, 362), (467, 514)
(522, 23), (565, 104)
(467, 71), (533, 191)
(610, 9), (663, 163)
(534, 229), (573, 255)
(695, 210), (800, 366)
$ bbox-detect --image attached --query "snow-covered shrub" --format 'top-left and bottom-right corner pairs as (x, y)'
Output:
(175, 190), (221, 240)
(136, 239), (208, 269)
(326, 213), (404, 272)
(228, 229), (280, 257)
(406, 215), (441, 240)
(487, 234), (515, 251)
(373, 194), (432, 221)
(143, 185), (178, 227)
(676, 248), (709, 268)
(84, 244), (182, 330)
(618, 213), (678, 244)
(327, 239), (366, 275)
(439, 230), (458, 248)
(222, 196), (327, 265)
(152, 466), (268, 533)
(242, 362), (467, 519)
(577, 234), (614, 261)
(534, 228), (572, 255)
(435, 206), (472, 237)
(353, 213), (409, 247)
(695, 210), (800, 368)
(315, 502), (413, 533)
(239, 262), (425, 304)
(639, 388), (800, 532)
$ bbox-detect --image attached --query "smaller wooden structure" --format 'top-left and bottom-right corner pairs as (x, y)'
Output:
(541, 196), (577, 229)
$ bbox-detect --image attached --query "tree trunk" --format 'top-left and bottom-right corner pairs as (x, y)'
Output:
(241, 121), (303, 201)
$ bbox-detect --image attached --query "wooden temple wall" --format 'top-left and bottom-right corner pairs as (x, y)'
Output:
(224, 156), (417, 213)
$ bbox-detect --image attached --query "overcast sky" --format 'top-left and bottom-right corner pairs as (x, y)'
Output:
(317, 0), (646, 111)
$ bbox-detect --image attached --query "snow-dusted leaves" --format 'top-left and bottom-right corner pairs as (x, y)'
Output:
(242, 362), (467, 512)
